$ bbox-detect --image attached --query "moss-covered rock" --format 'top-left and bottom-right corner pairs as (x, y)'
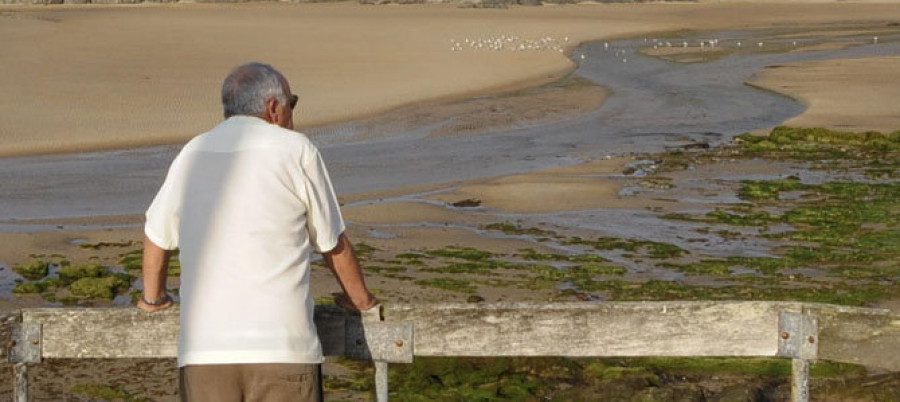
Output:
(69, 276), (130, 300)
(57, 264), (106, 285)
(12, 260), (49, 280)
(12, 281), (47, 294)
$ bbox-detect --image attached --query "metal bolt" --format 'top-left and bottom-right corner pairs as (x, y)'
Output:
(808, 336), (815, 344)
(395, 340), (404, 348)
(780, 332), (790, 340)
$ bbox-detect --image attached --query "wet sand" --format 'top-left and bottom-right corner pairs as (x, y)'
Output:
(3, 2), (900, 156)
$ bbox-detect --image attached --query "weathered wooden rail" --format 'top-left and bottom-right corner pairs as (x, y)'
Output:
(4, 301), (899, 401)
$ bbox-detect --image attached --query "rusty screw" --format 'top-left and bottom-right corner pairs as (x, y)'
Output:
(31, 339), (39, 345)
(780, 332), (790, 340)
(808, 336), (815, 344)
(395, 340), (404, 348)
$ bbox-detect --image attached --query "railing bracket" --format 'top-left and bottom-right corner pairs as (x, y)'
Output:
(778, 311), (818, 360)
(9, 322), (41, 364)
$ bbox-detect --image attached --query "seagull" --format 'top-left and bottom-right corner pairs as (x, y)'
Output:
(758, 42), (764, 47)
(580, 54), (586, 60)
(874, 36), (879, 44)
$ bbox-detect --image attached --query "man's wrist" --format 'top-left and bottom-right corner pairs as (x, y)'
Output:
(142, 293), (170, 306)
(355, 293), (377, 310)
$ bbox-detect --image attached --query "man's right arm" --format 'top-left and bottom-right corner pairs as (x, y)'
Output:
(138, 235), (174, 312)
(323, 233), (377, 311)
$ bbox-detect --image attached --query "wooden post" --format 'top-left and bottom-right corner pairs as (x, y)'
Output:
(791, 358), (810, 402)
(361, 305), (391, 402)
(13, 363), (28, 402)
(375, 361), (389, 402)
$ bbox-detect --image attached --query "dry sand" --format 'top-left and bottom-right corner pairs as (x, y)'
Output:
(747, 55), (900, 133)
(3, 2), (900, 155)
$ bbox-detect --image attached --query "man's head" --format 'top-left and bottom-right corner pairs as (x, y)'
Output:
(221, 62), (298, 130)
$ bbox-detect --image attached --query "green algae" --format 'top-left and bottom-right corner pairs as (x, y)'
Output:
(396, 252), (429, 260)
(735, 126), (900, 158)
(365, 265), (407, 274)
(564, 236), (687, 259)
(12, 260), (49, 280)
(658, 261), (732, 276)
(69, 276), (131, 300)
(426, 246), (493, 261)
(415, 278), (478, 293)
(118, 249), (181, 276)
(706, 209), (781, 227)
(484, 222), (558, 238)
(655, 130), (897, 304)
(12, 281), (48, 295)
(572, 263), (627, 276)
(519, 248), (608, 263)
(353, 243), (378, 260)
(12, 261), (134, 302)
(738, 176), (807, 201)
(77, 240), (136, 250)
(374, 356), (871, 401)
(572, 279), (890, 306)
(660, 256), (795, 276)
(387, 357), (546, 401)
(118, 250), (142, 270)
(57, 264), (106, 284)
(421, 262), (491, 275)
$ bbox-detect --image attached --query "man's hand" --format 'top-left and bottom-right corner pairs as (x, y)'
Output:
(136, 296), (174, 312)
(334, 292), (377, 312)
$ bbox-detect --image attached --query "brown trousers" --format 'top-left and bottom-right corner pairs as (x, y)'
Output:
(179, 363), (322, 402)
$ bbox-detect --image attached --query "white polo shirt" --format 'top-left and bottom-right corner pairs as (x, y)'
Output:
(145, 116), (345, 367)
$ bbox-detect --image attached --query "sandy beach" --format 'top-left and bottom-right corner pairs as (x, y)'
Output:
(2, 2), (900, 155)
(1, 2), (900, 400)
(748, 55), (900, 132)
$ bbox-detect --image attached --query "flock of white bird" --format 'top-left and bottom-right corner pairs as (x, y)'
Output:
(448, 34), (884, 65)
(449, 35), (570, 53)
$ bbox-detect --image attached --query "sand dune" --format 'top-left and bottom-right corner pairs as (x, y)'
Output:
(3, 2), (900, 155)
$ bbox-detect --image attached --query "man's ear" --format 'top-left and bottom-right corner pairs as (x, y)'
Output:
(263, 97), (279, 123)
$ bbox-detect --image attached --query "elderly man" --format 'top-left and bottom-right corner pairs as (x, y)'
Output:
(138, 62), (377, 401)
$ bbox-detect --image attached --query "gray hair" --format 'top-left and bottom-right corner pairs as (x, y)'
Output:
(221, 62), (289, 118)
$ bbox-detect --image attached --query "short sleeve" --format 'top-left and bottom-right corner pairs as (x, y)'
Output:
(299, 149), (345, 253)
(144, 154), (185, 250)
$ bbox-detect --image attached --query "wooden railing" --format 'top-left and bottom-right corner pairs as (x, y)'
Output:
(4, 301), (899, 401)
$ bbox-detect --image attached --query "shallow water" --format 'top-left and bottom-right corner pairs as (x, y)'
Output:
(1, 30), (898, 226)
